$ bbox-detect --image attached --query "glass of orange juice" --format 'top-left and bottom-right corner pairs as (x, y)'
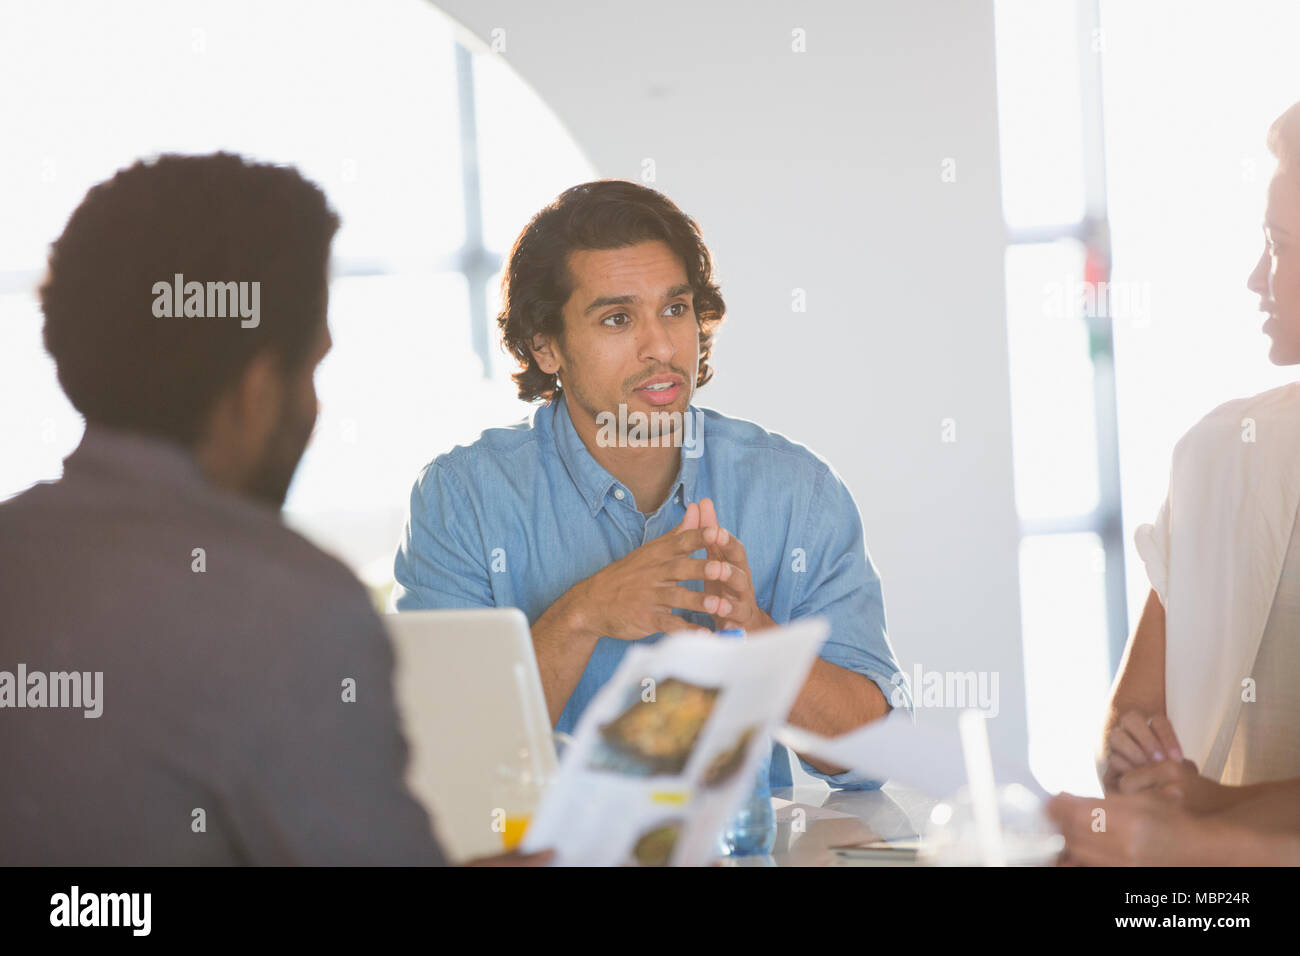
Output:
(501, 813), (531, 851)
(491, 749), (548, 851)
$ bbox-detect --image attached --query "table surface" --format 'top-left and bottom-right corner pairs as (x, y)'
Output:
(718, 782), (938, 866)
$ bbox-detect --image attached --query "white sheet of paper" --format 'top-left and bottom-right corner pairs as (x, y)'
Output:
(522, 618), (829, 866)
(774, 710), (1048, 800)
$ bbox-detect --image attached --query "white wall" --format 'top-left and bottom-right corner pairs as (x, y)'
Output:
(435, 0), (1027, 763)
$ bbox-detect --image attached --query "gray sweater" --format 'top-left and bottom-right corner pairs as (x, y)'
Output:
(0, 425), (446, 865)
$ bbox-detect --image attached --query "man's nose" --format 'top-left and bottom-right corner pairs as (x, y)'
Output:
(639, 315), (676, 362)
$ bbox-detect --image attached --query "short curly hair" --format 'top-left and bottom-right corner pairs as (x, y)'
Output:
(497, 180), (725, 403)
(40, 152), (339, 447)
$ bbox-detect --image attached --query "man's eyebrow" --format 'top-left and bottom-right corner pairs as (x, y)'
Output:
(583, 284), (694, 315)
(584, 293), (637, 315)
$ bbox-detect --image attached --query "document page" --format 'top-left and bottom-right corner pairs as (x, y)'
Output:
(522, 618), (829, 866)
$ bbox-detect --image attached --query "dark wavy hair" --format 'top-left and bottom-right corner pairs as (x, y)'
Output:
(497, 180), (725, 403)
(40, 152), (339, 447)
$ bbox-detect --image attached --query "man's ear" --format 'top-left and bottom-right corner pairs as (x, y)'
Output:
(233, 351), (283, 429)
(529, 333), (561, 375)
(194, 350), (284, 492)
(211, 350), (282, 463)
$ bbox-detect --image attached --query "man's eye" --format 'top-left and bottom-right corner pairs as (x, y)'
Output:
(602, 313), (630, 327)
(664, 302), (690, 317)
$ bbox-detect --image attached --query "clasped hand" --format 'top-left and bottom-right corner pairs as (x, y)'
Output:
(569, 498), (772, 640)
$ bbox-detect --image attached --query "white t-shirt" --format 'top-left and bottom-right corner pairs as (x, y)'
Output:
(1135, 381), (1300, 779)
(1217, 506), (1300, 786)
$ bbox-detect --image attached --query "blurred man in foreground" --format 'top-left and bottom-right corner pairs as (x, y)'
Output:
(0, 153), (539, 865)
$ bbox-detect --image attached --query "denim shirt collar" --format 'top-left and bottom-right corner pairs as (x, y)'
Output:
(546, 393), (703, 517)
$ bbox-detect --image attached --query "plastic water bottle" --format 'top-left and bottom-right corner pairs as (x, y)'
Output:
(715, 628), (777, 857)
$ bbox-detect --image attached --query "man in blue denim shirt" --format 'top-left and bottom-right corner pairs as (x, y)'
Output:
(394, 181), (912, 788)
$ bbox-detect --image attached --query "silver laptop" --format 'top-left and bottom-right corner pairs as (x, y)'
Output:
(385, 608), (557, 862)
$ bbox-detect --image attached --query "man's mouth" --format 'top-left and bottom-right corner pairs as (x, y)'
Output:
(634, 377), (683, 405)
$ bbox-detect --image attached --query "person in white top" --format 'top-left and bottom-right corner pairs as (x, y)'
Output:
(1094, 102), (1300, 839)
